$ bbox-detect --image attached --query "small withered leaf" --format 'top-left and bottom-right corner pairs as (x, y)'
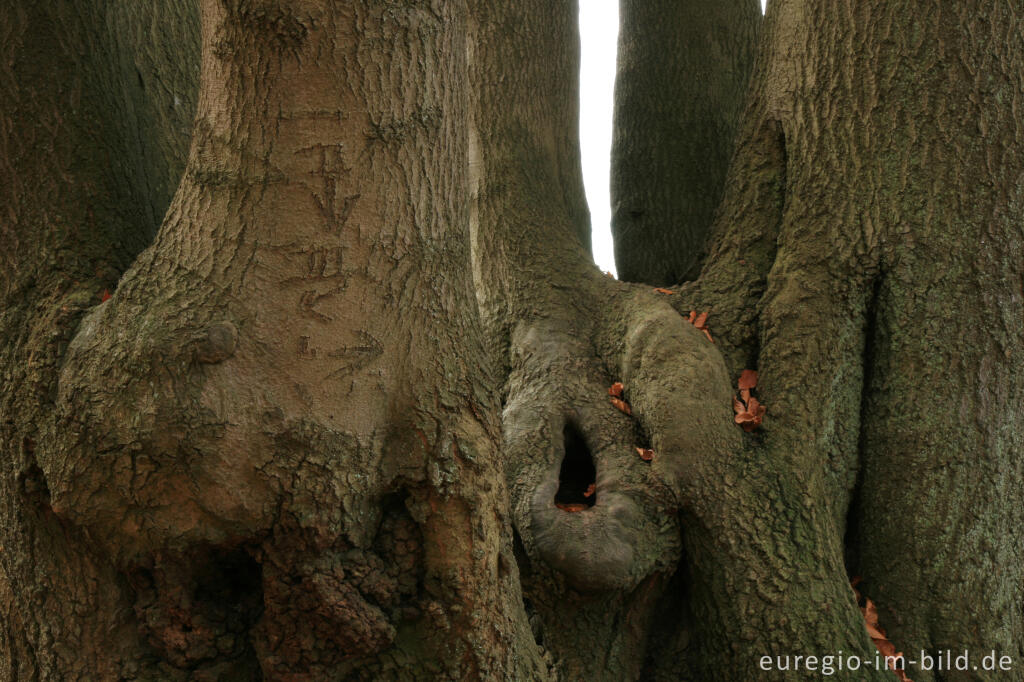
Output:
(610, 397), (632, 415)
(738, 370), (758, 390)
(635, 447), (654, 462)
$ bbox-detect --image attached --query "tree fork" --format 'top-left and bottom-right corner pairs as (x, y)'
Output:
(1, 0), (1022, 679)
(470, 0), (884, 678)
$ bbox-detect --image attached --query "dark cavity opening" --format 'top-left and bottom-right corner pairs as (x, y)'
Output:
(554, 422), (597, 508)
(192, 547), (263, 620)
(126, 546), (263, 676)
(844, 275), (885, 578)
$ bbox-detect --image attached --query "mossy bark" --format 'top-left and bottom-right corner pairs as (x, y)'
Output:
(476, 0), (1024, 679)
(0, 2), (200, 679)
(666, 0), (1024, 678)
(468, 0), (885, 678)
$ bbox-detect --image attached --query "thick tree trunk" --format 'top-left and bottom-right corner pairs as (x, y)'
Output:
(469, 2), (726, 678)
(668, 0), (1024, 678)
(468, 0), (882, 679)
(0, 2), (199, 678)
(611, 0), (760, 286)
(3, 0), (1023, 680)
(4, 1), (545, 679)
(476, 0), (1024, 678)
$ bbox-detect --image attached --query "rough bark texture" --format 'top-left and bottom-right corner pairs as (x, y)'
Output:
(468, 1), (725, 679)
(4, 1), (546, 679)
(0, 2), (200, 679)
(468, 1), (883, 679)
(611, 0), (761, 286)
(2, 0), (1023, 680)
(667, 0), (1024, 678)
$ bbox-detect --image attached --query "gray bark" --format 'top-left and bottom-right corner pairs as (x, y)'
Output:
(2, 0), (1023, 680)
(669, 0), (1024, 677)
(611, 0), (761, 286)
(4, 1), (545, 679)
(1, 2), (199, 678)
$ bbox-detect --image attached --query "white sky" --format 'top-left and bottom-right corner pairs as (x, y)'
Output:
(578, 1), (620, 275)
(578, 1), (767, 276)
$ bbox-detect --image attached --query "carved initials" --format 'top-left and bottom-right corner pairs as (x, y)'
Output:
(294, 143), (360, 232)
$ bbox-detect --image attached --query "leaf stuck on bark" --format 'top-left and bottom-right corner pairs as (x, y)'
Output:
(852, 581), (913, 681)
(733, 370), (765, 431)
(610, 397), (632, 415)
(687, 310), (713, 342)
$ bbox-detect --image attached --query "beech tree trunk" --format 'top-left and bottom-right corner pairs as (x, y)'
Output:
(667, 0), (1024, 678)
(1, 2), (201, 678)
(611, 0), (760, 285)
(3, 0), (1024, 681)
(3, 1), (544, 679)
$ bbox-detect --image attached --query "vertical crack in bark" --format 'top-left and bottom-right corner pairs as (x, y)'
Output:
(844, 272), (883, 577)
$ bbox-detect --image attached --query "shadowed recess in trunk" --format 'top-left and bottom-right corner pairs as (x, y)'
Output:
(554, 422), (597, 508)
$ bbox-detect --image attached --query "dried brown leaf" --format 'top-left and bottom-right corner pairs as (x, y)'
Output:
(610, 397), (632, 415)
(746, 396), (766, 417)
(738, 370), (758, 390)
(852, 581), (913, 681)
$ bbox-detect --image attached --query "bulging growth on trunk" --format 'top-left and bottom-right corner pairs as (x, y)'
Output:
(6, 1), (545, 679)
(2, 0), (1023, 680)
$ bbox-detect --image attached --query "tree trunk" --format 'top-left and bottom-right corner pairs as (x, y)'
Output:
(611, 0), (760, 286)
(667, 0), (1024, 678)
(1, 2), (199, 678)
(469, 1), (747, 678)
(3, 0), (1024, 680)
(4, 1), (545, 679)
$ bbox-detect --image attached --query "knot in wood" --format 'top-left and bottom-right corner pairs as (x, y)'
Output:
(195, 321), (238, 364)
